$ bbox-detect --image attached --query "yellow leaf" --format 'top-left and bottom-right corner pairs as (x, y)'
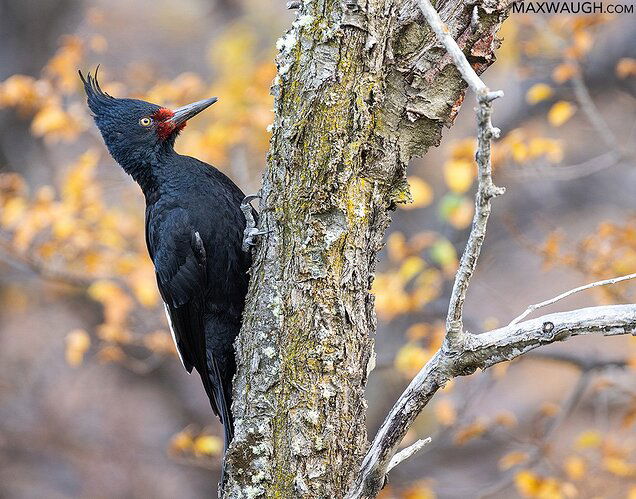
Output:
(447, 197), (474, 230)
(628, 485), (636, 499)
(499, 451), (529, 470)
(515, 470), (542, 497)
(603, 456), (636, 477)
(97, 345), (125, 363)
(564, 455), (586, 480)
(31, 102), (83, 141)
(169, 430), (193, 454)
(494, 411), (517, 428)
(395, 343), (431, 377)
(403, 176), (433, 209)
(511, 140), (528, 163)
(575, 430), (602, 449)
(132, 276), (159, 308)
(193, 435), (223, 456)
(88, 279), (122, 301)
(143, 330), (176, 355)
(548, 101), (576, 127)
(406, 322), (431, 341)
(1, 196), (26, 228)
(616, 58), (636, 79)
(96, 324), (132, 344)
(0, 74), (40, 110)
(45, 35), (84, 93)
(566, 30), (593, 59)
(528, 137), (564, 163)
(399, 256), (425, 282)
(435, 398), (457, 426)
(444, 159), (474, 194)
(449, 138), (477, 161)
(387, 232), (407, 263)
(52, 215), (75, 239)
(88, 280), (133, 327)
(526, 83), (553, 105)
(65, 329), (90, 367)
(62, 150), (100, 206)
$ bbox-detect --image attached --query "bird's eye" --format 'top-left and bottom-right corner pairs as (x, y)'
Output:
(139, 117), (152, 127)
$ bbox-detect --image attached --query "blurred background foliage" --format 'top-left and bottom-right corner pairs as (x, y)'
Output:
(0, 1), (635, 498)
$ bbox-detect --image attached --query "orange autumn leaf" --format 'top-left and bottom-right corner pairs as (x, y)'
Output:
(499, 451), (529, 470)
(454, 420), (488, 445)
(552, 63), (577, 83)
(616, 58), (636, 79)
(435, 398), (457, 426)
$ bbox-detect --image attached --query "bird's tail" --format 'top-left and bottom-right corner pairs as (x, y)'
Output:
(202, 352), (234, 495)
(207, 355), (234, 450)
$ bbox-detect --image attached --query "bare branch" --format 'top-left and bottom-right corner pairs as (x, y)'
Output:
(416, 0), (505, 349)
(386, 437), (432, 473)
(570, 69), (620, 152)
(346, 304), (636, 498)
(508, 272), (636, 326)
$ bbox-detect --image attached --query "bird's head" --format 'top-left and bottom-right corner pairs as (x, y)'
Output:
(79, 69), (217, 168)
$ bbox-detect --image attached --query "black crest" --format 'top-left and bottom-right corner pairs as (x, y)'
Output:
(78, 67), (115, 115)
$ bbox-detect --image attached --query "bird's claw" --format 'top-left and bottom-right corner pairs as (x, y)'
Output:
(241, 194), (269, 252)
(242, 227), (271, 252)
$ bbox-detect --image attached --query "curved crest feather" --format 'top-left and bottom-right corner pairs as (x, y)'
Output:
(78, 66), (115, 114)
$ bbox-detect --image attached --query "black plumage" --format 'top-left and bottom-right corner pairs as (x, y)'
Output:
(80, 69), (251, 450)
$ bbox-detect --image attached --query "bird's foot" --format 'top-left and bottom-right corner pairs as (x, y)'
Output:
(241, 193), (270, 252)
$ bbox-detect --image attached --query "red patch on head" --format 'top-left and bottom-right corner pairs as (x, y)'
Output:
(152, 108), (186, 141)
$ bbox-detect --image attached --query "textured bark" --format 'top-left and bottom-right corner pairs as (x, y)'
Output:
(223, 1), (508, 497)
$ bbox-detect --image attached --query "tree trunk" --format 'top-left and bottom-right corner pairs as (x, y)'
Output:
(224, 1), (508, 496)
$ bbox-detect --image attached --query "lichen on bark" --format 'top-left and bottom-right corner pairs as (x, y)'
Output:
(223, 1), (508, 497)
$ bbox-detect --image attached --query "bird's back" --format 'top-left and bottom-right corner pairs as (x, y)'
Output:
(145, 154), (251, 448)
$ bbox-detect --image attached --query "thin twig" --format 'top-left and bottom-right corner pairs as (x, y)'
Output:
(508, 272), (636, 326)
(386, 437), (432, 473)
(479, 371), (592, 498)
(417, 0), (505, 349)
(527, 350), (628, 371)
(570, 67), (620, 153)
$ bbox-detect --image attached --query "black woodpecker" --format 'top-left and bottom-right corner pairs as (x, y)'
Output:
(79, 69), (252, 454)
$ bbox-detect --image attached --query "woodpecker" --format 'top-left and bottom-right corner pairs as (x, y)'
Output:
(79, 69), (252, 454)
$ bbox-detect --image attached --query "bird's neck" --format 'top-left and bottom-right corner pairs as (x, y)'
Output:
(117, 145), (178, 201)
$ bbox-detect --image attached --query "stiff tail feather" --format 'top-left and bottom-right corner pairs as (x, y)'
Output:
(202, 352), (233, 496)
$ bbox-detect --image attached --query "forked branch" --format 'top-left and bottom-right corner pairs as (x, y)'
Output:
(346, 1), (635, 497)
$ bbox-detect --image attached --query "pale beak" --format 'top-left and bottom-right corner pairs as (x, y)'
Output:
(169, 97), (218, 126)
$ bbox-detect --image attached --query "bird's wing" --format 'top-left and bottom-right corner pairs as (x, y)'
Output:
(146, 208), (207, 375)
